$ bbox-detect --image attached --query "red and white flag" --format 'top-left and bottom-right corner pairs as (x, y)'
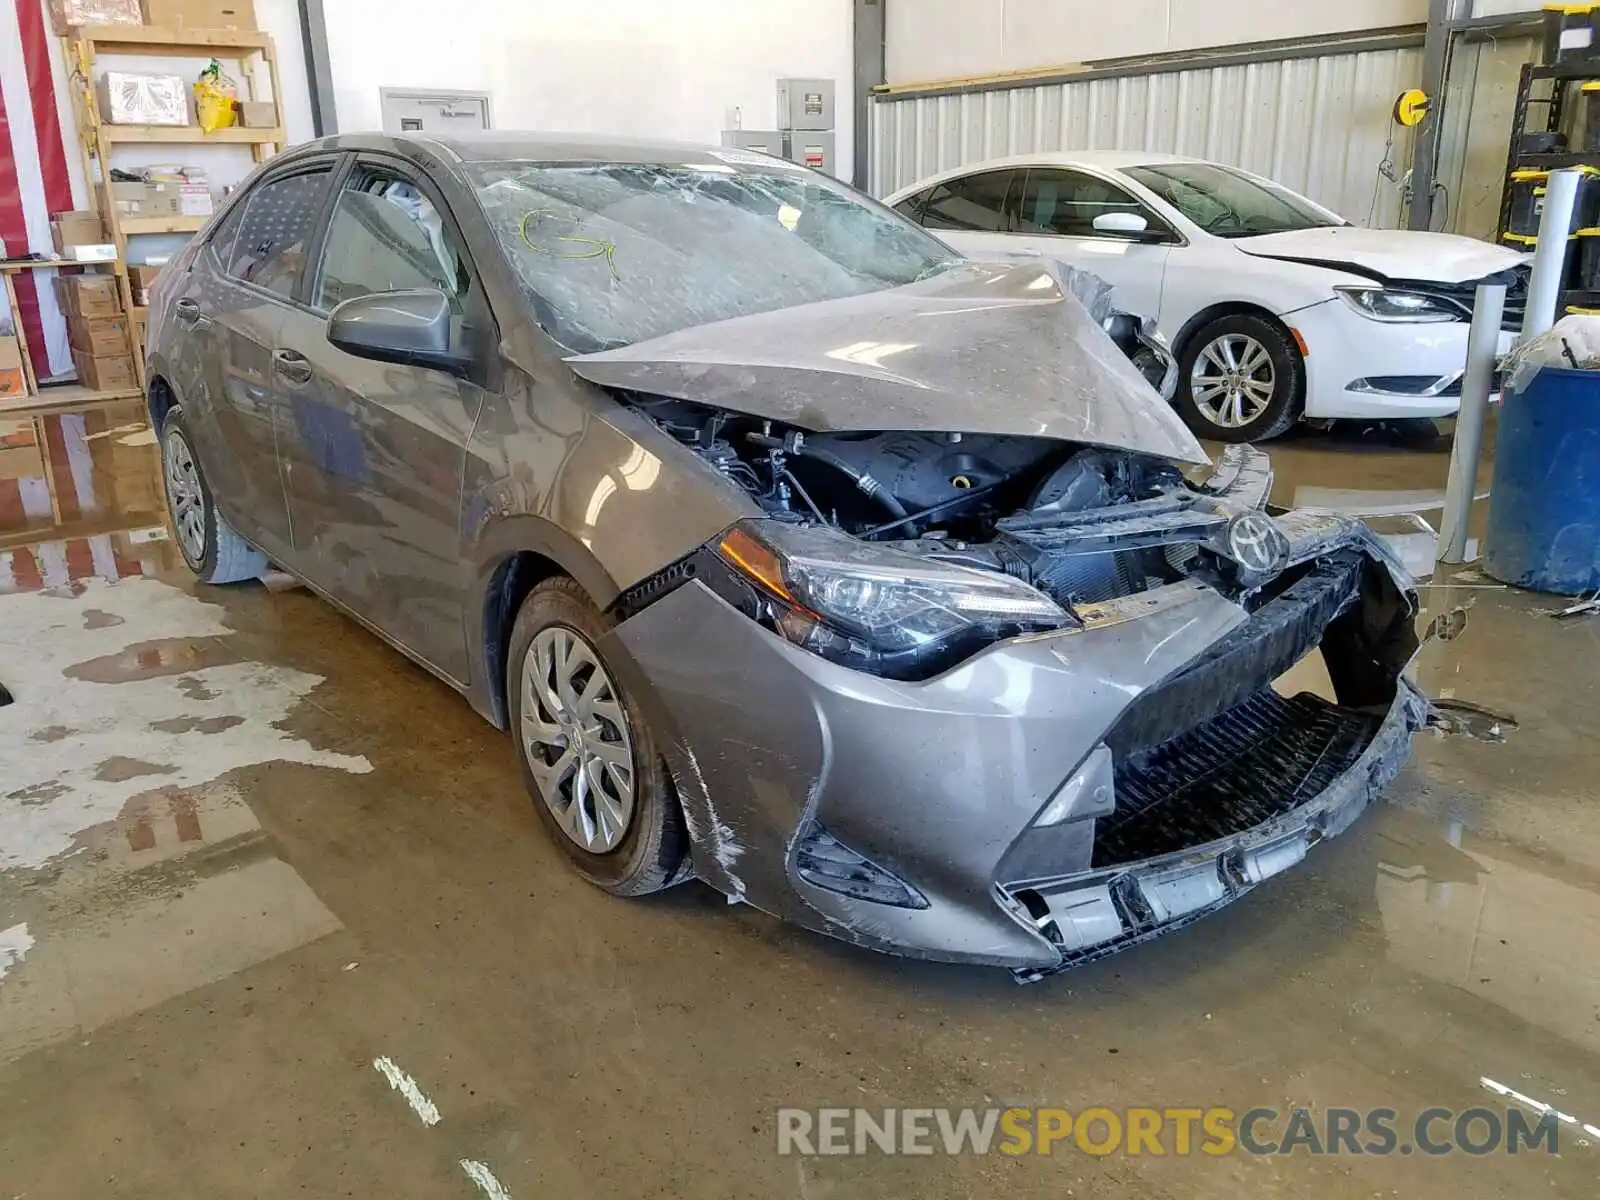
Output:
(0, 0), (88, 381)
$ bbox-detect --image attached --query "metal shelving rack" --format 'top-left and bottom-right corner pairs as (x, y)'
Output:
(1495, 59), (1600, 317)
(60, 22), (286, 388)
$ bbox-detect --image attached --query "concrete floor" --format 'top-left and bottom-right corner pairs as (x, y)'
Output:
(1, 406), (1596, 1197)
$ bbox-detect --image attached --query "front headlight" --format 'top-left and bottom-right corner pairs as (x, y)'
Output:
(711, 520), (1072, 679)
(1334, 286), (1460, 323)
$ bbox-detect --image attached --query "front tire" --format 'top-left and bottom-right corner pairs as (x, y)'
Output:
(159, 407), (267, 584)
(508, 576), (687, 896)
(1176, 314), (1305, 443)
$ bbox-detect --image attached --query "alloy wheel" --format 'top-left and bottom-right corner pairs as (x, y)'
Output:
(520, 626), (636, 853)
(163, 428), (207, 565)
(1190, 333), (1277, 429)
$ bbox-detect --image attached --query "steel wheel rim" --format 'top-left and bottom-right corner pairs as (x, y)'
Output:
(520, 625), (636, 853)
(162, 429), (207, 565)
(1191, 333), (1276, 429)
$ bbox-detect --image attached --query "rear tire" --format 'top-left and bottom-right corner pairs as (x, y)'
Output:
(1176, 314), (1304, 443)
(508, 576), (687, 896)
(159, 407), (267, 585)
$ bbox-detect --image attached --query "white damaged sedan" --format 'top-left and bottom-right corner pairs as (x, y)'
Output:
(884, 152), (1528, 442)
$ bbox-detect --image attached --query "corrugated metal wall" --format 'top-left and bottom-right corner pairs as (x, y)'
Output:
(870, 46), (1426, 228)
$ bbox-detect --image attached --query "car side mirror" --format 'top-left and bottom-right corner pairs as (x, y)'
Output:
(1092, 211), (1151, 237)
(326, 288), (474, 376)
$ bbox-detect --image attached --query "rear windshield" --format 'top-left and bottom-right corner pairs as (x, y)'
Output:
(468, 158), (960, 353)
(1125, 162), (1346, 238)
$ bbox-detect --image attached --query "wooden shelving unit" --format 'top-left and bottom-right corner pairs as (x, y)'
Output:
(0, 256), (136, 417)
(61, 22), (287, 389)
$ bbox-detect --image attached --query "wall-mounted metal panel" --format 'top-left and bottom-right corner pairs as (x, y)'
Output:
(870, 46), (1426, 228)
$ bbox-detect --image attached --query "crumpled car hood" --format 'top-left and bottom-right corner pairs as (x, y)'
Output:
(566, 260), (1209, 466)
(1234, 226), (1526, 284)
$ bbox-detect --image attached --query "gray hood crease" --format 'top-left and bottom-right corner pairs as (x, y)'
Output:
(565, 260), (1211, 466)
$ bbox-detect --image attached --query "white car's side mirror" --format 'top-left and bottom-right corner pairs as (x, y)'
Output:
(1093, 211), (1150, 236)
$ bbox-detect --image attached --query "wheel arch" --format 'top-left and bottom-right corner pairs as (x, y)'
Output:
(467, 515), (623, 729)
(1172, 301), (1299, 360)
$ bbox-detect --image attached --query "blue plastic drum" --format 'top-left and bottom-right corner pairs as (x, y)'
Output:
(1483, 366), (1600, 593)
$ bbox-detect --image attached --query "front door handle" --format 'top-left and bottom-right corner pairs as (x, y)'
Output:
(272, 348), (315, 386)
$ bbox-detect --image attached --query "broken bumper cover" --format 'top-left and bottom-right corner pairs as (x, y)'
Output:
(604, 549), (1424, 974)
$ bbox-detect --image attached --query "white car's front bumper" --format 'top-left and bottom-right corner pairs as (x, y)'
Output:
(1287, 297), (1516, 420)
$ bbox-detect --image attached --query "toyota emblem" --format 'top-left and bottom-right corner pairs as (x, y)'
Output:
(1225, 513), (1290, 573)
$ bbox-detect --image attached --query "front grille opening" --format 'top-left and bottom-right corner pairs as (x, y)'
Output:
(1091, 688), (1380, 868)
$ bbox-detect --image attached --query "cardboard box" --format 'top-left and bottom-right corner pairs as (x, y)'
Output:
(0, 419), (44, 482)
(48, 0), (141, 35)
(102, 72), (189, 126)
(129, 265), (162, 306)
(64, 243), (118, 263)
(55, 274), (123, 320)
(178, 185), (214, 217)
(69, 314), (130, 358)
(143, 0), (256, 29)
(72, 348), (137, 393)
(0, 333), (23, 400)
(108, 181), (180, 219)
(51, 210), (103, 252)
(237, 100), (275, 128)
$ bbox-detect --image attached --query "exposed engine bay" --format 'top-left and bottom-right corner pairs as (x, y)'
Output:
(628, 393), (1285, 614)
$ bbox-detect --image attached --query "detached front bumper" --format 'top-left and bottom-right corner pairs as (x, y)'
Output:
(605, 543), (1424, 974)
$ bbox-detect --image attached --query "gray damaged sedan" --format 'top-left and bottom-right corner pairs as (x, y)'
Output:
(145, 133), (1427, 979)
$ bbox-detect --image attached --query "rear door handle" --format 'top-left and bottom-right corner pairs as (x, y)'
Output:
(272, 348), (315, 386)
(173, 298), (210, 328)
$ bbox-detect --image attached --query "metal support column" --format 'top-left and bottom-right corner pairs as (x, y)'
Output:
(299, 0), (338, 136)
(852, 0), (885, 190)
(1439, 284), (1505, 563)
(1408, 0), (1458, 231)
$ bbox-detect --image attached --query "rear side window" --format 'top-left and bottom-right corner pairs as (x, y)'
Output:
(892, 191), (928, 221)
(224, 167), (333, 297)
(920, 169), (1017, 232)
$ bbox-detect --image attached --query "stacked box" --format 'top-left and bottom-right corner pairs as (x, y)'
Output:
(0, 336), (23, 400)
(54, 275), (135, 392)
(143, 0), (257, 29)
(129, 264), (163, 306)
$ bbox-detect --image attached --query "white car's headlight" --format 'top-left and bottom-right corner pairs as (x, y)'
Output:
(712, 521), (1072, 679)
(1334, 286), (1460, 324)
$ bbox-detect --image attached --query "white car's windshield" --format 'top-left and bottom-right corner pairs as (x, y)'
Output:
(469, 158), (962, 353)
(1125, 163), (1347, 239)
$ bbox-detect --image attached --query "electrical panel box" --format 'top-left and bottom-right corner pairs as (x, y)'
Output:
(720, 129), (788, 158)
(785, 131), (836, 176)
(776, 77), (835, 131)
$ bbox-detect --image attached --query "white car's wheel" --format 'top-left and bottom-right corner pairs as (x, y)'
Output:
(1176, 315), (1305, 443)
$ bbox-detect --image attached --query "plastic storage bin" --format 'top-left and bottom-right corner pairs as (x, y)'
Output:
(1483, 364), (1600, 592)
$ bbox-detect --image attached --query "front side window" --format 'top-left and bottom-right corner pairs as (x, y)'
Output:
(313, 170), (464, 312)
(1124, 162), (1346, 238)
(1017, 169), (1160, 238)
(919, 170), (1017, 233)
(469, 159), (960, 353)
(225, 167), (333, 297)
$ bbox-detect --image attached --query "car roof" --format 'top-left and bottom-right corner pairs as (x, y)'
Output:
(294, 130), (773, 167)
(882, 150), (1208, 197)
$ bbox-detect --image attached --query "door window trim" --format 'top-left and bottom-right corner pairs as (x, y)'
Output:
(205, 152), (351, 315)
(918, 168), (1021, 234)
(300, 150), (502, 381)
(1017, 167), (1185, 246)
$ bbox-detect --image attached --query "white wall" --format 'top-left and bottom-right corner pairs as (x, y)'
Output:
(886, 0), (1429, 84)
(321, 0), (857, 178)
